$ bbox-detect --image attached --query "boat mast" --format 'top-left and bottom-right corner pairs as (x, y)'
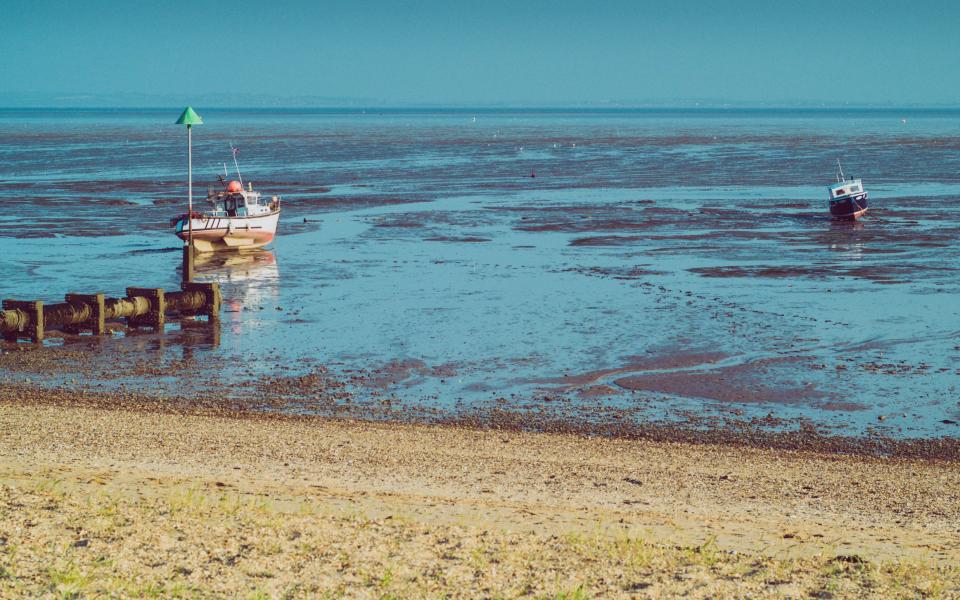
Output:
(231, 145), (244, 188)
(836, 159), (845, 183)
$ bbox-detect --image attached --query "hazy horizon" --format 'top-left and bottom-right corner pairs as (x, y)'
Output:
(4, 96), (960, 111)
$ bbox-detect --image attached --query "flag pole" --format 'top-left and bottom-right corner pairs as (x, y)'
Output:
(185, 123), (193, 282)
(175, 107), (203, 283)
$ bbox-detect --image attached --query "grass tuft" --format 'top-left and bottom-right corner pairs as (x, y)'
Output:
(554, 583), (591, 600)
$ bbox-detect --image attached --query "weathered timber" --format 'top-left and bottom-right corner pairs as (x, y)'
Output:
(1, 300), (44, 343)
(126, 288), (165, 331)
(178, 282), (220, 320)
(0, 283), (220, 343)
(63, 293), (106, 335)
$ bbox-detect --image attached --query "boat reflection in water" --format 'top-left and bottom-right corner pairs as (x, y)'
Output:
(193, 250), (280, 326)
(826, 219), (866, 261)
(119, 251), (280, 363)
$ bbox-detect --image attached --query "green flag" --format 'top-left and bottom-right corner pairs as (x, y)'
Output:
(175, 106), (203, 126)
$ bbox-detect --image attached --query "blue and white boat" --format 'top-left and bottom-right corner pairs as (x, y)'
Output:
(827, 160), (868, 220)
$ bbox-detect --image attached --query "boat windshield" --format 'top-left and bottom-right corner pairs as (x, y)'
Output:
(219, 194), (248, 216)
(207, 191), (273, 216)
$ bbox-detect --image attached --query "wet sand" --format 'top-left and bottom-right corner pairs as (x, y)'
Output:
(2, 392), (959, 597)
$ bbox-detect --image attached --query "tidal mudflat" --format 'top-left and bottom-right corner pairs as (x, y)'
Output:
(1, 108), (958, 445)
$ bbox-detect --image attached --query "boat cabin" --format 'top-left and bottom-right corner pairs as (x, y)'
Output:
(207, 181), (278, 217)
(829, 178), (863, 200)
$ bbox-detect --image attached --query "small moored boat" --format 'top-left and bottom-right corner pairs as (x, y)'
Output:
(827, 160), (868, 220)
(174, 154), (281, 252)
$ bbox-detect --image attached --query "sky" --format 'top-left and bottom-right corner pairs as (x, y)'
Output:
(2, 0), (959, 106)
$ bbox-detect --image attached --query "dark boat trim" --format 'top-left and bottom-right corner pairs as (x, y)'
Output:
(829, 192), (869, 220)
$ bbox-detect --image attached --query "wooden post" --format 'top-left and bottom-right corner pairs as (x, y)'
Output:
(0, 306), (16, 344)
(126, 288), (165, 332)
(1, 300), (43, 343)
(64, 293), (106, 335)
(181, 282), (221, 320)
(182, 243), (194, 284)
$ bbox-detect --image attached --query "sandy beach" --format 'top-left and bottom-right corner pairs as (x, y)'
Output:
(1, 392), (958, 598)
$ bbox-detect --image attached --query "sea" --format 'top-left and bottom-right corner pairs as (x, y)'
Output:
(1, 107), (958, 438)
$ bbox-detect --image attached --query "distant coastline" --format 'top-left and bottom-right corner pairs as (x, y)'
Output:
(4, 105), (960, 116)
(2, 90), (960, 112)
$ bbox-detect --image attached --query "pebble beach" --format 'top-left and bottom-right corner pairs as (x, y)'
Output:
(2, 389), (959, 597)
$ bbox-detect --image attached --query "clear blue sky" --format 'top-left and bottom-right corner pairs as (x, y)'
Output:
(2, 0), (958, 106)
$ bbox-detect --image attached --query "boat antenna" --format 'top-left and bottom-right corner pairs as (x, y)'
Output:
(836, 159), (845, 183)
(230, 144), (243, 187)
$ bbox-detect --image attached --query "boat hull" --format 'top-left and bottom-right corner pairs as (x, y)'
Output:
(175, 211), (280, 253)
(829, 192), (868, 221)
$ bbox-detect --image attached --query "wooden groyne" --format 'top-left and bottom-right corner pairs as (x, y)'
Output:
(0, 282), (220, 343)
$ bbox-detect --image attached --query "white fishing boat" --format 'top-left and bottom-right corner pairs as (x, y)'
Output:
(173, 152), (281, 252)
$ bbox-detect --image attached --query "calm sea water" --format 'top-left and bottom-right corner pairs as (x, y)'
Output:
(1, 108), (958, 437)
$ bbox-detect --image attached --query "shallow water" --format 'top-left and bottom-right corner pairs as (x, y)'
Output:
(1, 108), (958, 437)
